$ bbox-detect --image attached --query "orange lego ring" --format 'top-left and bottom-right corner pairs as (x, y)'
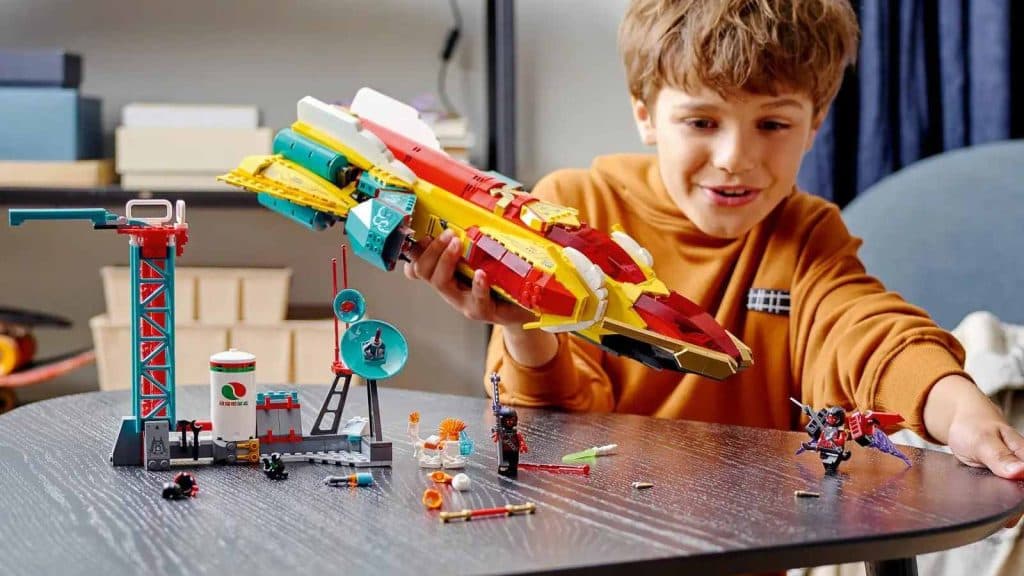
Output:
(430, 471), (453, 484)
(422, 488), (443, 510)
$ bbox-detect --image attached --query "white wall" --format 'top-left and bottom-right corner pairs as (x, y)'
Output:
(0, 0), (647, 403)
(517, 0), (645, 180)
(0, 0), (487, 161)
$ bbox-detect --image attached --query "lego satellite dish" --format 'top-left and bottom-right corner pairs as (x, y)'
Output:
(333, 288), (367, 323)
(340, 319), (409, 380)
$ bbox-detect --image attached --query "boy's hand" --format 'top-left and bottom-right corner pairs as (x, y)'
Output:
(946, 404), (1024, 480)
(403, 229), (535, 327)
(925, 375), (1024, 528)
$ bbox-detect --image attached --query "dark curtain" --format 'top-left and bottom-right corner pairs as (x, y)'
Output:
(798, 0), (1024, 207)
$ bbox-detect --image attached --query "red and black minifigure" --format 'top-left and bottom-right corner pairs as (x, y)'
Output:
(490, 373), (528, 477)
(161, 471), (199, 500)
(791, 397), (911, 474)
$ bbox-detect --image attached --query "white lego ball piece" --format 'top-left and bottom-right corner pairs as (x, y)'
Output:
(451, 473), (471, 491)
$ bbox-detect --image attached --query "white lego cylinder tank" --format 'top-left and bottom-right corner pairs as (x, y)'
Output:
(210, 348), (256, 441)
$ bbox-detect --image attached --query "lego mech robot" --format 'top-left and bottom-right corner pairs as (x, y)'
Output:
(791, 397), (911, 474)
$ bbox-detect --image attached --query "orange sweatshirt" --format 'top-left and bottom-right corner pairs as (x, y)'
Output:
(485, 154), (969, 437)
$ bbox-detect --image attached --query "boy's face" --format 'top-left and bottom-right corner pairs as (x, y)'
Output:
(632, 84), (821, 239)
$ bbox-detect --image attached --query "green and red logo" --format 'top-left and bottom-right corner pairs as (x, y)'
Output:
(221, 381), (247, 400)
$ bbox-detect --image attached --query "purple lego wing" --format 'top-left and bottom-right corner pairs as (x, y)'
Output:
(865, 427), (912, 467)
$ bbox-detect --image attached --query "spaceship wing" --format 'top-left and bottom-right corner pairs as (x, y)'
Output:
(351, 87), (442, 152)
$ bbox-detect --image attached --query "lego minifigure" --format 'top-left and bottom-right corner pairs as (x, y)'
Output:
(362, 327), (386, 364)
(408, 412), (474, 469)
(791, 397), (911, 474)
(261, 452), (289, 480)
(161, 471), (199, 500)
(490, 373), (528, 477)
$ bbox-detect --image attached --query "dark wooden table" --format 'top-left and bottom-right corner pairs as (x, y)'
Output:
(1, 385), (1022, 576)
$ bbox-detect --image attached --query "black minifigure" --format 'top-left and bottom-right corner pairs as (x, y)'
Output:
(161, 471), (199, 500)
(490, 373), (528, 477)
(261, 452), (289, 480)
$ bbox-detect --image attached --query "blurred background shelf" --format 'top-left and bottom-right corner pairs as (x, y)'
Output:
(0, 186), (259, 207)
(2, 0), (636, 409)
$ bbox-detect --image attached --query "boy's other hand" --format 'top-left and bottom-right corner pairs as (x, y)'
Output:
(948, 409), (1024, 528)
(926, 374), (1024, 528)
(403, 229), (535, 327)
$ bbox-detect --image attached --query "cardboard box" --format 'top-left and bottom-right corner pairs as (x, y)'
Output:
(89, 314), (132, 391)
(115, 126), (271, 173)
(176, 324), (230, 386)
(0, 49), (81, 88)
(122, 103), (259, 129)
(0, 87), (100, 160)
(90, 314), (228, 390)
(195, 269), (241, 325)
(0, 159), (114, 187)
(240, 268), (292, 325)
(291, 319), (336, 385)
(120, 172), (231, 191)
(101, 266), (196, 325)
(229, 325), (292, 384)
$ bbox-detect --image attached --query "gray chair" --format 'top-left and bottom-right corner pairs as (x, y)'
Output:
(804, 140), (1024, 576)
(842, 140), (1024, 329)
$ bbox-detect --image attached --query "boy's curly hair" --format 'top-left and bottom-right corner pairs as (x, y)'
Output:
(619, 0), (859, 116)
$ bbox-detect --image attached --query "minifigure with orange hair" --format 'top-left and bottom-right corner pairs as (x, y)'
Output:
(407, 411), (475, 469)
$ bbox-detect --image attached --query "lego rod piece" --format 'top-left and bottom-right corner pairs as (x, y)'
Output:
(440, 502), (536, 523)
(562, 443), (618, 462)
(324, 473), (373, 487)
(8, 208), (121, 228)
(790, 396), (826, 430)
(519, 462), (590, 475)
(794, 490), (821, 498)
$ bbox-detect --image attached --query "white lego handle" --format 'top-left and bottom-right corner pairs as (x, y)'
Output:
(125, 199), (173, 224)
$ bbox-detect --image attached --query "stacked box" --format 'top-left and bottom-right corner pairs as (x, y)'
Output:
(176, 324), (230, 385)
(90, 266), (334, 391)
(0, 87), (101, 161)
(101, 266), (197, 324)
(116, 102), (271, 190)
(230, 325), (292, 383)
(0, 50), (106, 185)
(291, 320), (337, 384)
(196, 270), (241, 325)
(89, 314), (133, 391)
(0, 49), (81, 87)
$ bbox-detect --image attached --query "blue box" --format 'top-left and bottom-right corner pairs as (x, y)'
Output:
(0, 87), (101, 160)
(0, 49), (82, 88)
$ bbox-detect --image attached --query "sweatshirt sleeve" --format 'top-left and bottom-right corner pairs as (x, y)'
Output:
(790, 203), (971, 439)
(483, 327), (615, 411)
(480, 170), (617, 412)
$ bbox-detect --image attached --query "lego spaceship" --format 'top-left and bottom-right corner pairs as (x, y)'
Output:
(218, 89), (753, 379)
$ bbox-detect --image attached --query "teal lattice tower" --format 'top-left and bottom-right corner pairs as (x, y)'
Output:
(9, 199), (189, 469)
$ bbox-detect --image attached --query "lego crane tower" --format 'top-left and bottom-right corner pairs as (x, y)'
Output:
(10, 199), (188, 469)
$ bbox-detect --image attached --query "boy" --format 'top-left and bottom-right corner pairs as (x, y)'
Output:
(405, 0), (1024, 484)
